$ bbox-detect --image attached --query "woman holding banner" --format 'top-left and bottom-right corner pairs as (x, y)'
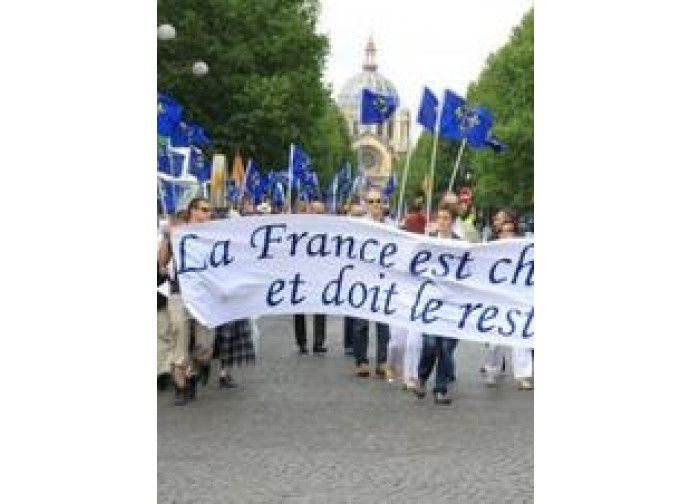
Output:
(385, 198), (426, 390)
(483, 208), (534, 390)
(212, 207), (257, 388)
(157, 198), (216, 406)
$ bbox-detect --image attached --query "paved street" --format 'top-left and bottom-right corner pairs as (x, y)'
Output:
(158, 315), (533, 503)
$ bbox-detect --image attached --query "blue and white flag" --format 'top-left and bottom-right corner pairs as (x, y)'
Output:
(361, 89), (397, 124)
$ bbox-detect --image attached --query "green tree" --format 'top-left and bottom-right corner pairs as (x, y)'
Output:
(157, 0), (352, 182)
(405, 8), (533, 216)
(464, 8), (534, 214)
(306, 96), (356, 188)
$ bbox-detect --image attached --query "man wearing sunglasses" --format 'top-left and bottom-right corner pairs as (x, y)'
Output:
(158, 197), (215, 405)
(351, 189), (391, 378)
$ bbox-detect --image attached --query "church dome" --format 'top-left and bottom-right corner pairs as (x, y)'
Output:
(336, 37), (399, 114)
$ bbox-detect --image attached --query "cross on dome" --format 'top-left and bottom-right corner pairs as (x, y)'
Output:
(363, 36), (377, 72)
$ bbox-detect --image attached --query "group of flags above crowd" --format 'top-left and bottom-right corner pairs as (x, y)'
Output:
(157, 85), (504, 216)
(358, 86), (506, 224)
(361, 86), (504, 152)
(157, 92), (380, 215)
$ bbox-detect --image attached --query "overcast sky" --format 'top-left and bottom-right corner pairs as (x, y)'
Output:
(318, 0), (533, 134)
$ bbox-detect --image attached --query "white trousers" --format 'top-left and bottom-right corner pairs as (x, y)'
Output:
(387, 326), (423, 381)
(484, 344), (533, 379)
(250, 317), (261, 356)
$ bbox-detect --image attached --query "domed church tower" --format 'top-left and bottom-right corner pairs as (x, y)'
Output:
(337, 37), (410, 194)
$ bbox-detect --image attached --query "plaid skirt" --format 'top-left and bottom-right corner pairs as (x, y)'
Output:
(213, 319), (256, 367)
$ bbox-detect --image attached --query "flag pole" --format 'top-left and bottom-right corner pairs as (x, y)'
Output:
(287, 144), (294, 214)
(447, 138), (468, 192)
(165, 138), (176, 212)
(396, 125), (414, 225)
(157, 139), (169, 219)
(332, 171), (338, 214)
(396, 87), (423, 223)
(357, 92), (365, 205)
(425, 104), (443, 233)
(157, 178), (168, 219)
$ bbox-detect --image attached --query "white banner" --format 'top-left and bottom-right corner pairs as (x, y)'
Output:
(172, 215), (534, 348)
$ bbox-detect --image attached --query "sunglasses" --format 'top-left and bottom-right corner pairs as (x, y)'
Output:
(196, 206), (212, 213)
(367, 199), (381, 204)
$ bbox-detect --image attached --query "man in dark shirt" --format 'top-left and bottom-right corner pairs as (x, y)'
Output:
(293, 201), (328, 354)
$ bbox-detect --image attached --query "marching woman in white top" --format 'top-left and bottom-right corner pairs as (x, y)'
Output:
(483, 208), (533, 390)
(384, 201), (426, 390)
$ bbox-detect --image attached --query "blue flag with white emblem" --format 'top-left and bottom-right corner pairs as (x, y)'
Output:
(439, 89), (467, 140)
(300, 170), (320, 201)
(439, 89), (494, 146)
(170, 121), (191, 147)
(360, 89), (398, 124)
(169, 150), (185, 177)
(463, 106), (493, 147)
(157, 93), (183, 137)
(227, 181), (240, 204)
(266, 172), (286, 209)
(169, 121), (210, 148)
(189, 148), (210, 182)
(188, 124), (210, 146)
(157, 144), (171, 175)
(289, 144), (311, 179)
(158, 179), (187, 214)
(244, 159), (266, 205)
(417, 87), (438, 132)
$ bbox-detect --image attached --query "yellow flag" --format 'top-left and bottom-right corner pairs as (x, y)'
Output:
(210, 154), (227, 208)
(232, 150), (245, 189)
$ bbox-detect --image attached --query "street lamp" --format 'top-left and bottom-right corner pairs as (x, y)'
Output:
(192, 61), (209, 77)
(157, 24), (176, 40)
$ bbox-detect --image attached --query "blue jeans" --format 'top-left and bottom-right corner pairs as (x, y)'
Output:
(417, 335), (458, 394)
(343, 316), (354, 350)
(351, 317), (390, 366)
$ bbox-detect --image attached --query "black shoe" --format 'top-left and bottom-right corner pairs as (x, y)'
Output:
(434, 392), (452, 405)
(219, 375), (238, 389)
(312, 346), (328, 354)
(174, 384), (187, 406)
(299, 346), (308, 355)
(199, 364), (211, 386)
(413, 383), (427, 399)
(157, 373), (172, 391)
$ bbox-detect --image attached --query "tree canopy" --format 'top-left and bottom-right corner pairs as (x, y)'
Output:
(405, 8), (534, 214)
(157, 0), (353, 179)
